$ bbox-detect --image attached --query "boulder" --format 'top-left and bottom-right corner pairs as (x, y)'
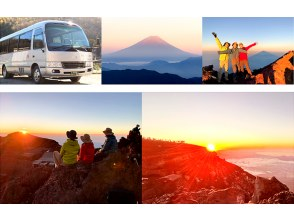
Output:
(259, 191), (294, 204)
(33, 152), (141, 204)
(251, 176), (289, 203)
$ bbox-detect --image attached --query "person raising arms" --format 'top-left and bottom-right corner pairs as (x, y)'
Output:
(239, 42), (257, 79)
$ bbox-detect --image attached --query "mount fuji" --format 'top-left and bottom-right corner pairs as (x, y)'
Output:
(103, 36), (197, 62)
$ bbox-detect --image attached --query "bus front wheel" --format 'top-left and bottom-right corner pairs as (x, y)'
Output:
(70, 77), (81, 83)
(2, 66), (13, 79)
(32, 66), (44, 84)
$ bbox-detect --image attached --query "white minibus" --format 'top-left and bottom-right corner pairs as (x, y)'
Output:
(0, 20), (93, 83)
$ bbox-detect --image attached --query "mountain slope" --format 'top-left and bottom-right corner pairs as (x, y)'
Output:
(254, 50), (294, 84)
(142, 139), (293, 204)
(103, 36), (196, 62)
(248, 51), (279, 70)
(103, 57), (202, 78)
(0, 133), (60, 188)
(102, 69), (201, 84)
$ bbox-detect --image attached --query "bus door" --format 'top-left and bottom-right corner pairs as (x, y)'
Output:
(30, 28), (46, 72)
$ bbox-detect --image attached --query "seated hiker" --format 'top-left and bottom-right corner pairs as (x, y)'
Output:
(132, 124), (141, 134)
(53, 130), (80, 168)
(78, 134), (95, 165)
(128, 124), (141, 141)
(94, 127), (118, 161)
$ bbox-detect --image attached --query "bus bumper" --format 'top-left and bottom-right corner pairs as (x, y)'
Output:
(41, 67), (93, 78)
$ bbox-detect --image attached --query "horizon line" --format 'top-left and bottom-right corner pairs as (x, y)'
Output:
(142, 137), (294, 150)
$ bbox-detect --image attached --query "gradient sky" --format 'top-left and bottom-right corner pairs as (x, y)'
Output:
(143, 93), (294, 150)
(102, 17), (202, 54)
(0, 93), (141, 137)
(203, 17), (294, 53)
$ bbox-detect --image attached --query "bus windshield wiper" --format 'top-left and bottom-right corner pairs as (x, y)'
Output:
(74, 46), (92, 52)
(50, 45), (74, 51)
(49, 45), (91, 52)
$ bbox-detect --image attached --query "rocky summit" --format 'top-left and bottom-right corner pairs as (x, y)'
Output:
(0, 128), (142, 204)
(202, 51), (293, 84)
(142, 139), (294, 204)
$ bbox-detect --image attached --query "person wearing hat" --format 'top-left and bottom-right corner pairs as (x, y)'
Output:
(94, 128), (118, 161)
(238, 42), (257, 79)
(78, 134), (95, 164)
(212, 32), (230, 82)
(53, 130), (80, 168)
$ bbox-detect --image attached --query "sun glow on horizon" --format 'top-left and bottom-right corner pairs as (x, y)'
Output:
(207, 144), (216, 152)
(20, 130), (27, 135)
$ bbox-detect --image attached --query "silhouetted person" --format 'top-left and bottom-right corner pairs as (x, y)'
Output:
(127, 124), (142, 166)
(132, 124), (141, 134)
(53, 130), (80, 168)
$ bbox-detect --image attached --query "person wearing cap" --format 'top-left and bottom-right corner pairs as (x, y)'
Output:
(238, 42), (257, 79)
(78, 134), (95, 164)
(212, 32), (230, 82)
(94, 128), (118, 161)
(53, 130), (80, 167)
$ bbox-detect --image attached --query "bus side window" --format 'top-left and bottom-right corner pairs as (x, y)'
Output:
(33, 28), (45, 50)
(8, 36), (19, 53)
(19, 31), (33, 51)
(0, 40), (9, 54)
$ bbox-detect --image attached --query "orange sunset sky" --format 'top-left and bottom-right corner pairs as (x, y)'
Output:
(0, 93), (142, 137)
(142, 93), (294, 151)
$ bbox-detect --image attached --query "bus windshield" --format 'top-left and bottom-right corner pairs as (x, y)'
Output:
(45, 23), (91, 52)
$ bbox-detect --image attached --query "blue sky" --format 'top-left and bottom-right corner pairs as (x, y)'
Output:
(203, 17), (294, 52)
(0, 93), (142, 136)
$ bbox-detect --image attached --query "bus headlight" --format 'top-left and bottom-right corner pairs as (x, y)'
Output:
(46, 62), (62, 68)
(85, 61), (92, 67)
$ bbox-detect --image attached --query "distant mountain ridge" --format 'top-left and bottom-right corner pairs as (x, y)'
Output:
(248, 51), (280, 70)
(102, 69), (201, 84)
(103, 36), (197, 62)
(0, 132), (60, 155)
(103, 57), (202, 78)
(203, 50), (281, 71)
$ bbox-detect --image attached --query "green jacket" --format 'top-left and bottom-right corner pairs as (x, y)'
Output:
(215, 37), (229, 61)
(60, 139), (80, 165)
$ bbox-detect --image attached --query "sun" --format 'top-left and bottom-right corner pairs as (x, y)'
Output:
(207, 144), (216, 152)
(20, 130), (27, 134)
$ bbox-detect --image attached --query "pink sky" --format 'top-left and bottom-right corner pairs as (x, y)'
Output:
(102, 17), (202, 54)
